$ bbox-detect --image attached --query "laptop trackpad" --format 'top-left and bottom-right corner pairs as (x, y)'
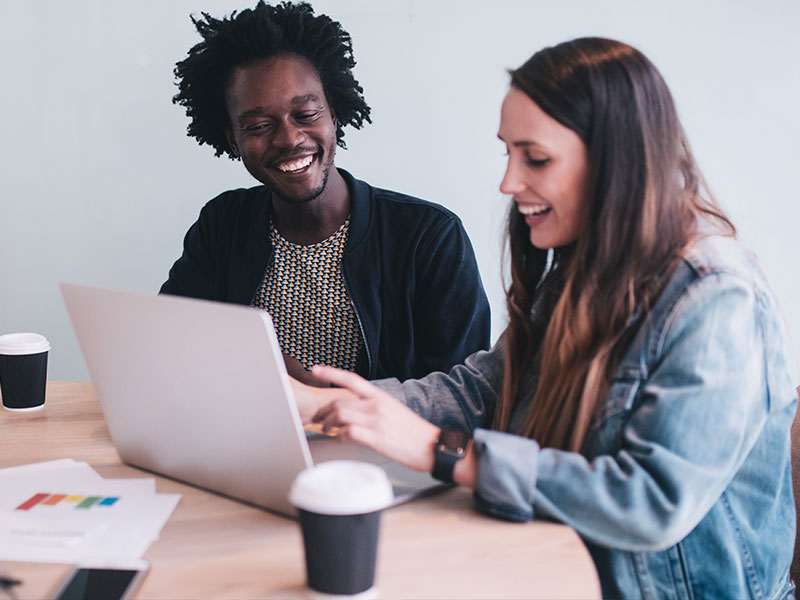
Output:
(307, 435), (445, 504)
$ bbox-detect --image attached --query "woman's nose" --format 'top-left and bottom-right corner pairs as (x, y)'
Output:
(499, 160), (525, 195)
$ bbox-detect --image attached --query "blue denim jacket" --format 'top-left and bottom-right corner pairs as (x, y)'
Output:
(378, 235), (798, 599)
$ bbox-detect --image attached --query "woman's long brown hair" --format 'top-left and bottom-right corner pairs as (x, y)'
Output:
(496, 38), (735, 452)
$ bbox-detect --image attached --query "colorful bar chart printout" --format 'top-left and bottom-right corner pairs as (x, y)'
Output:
(15, 493), (121, 511)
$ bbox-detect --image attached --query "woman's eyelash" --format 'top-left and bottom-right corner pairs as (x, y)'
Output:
(500, 148), (549, 167)
(527, 157), (550, 167)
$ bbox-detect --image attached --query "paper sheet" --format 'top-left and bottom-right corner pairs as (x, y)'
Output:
(0, 461), (180, 563)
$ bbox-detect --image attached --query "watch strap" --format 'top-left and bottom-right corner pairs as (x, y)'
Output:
(432, 429), (469, 483)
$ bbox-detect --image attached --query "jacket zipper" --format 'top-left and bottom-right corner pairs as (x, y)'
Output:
(341, 262), (372, 377)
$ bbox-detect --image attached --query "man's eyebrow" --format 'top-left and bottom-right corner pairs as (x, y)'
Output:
(237, 107), (264, 121)
(291, 94), (322, 105)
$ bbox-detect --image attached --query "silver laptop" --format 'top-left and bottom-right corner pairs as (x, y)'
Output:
(60, 282), (442, 517)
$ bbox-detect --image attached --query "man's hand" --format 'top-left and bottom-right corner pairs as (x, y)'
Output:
(289, 371), (357, 424)
(282, 353), (330, 387)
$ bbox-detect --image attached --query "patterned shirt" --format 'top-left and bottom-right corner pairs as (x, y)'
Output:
(252, 217), (363, 372)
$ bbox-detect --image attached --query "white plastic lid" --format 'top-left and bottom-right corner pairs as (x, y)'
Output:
(289, 460), (394, 516)
(0, 333), (50, 356)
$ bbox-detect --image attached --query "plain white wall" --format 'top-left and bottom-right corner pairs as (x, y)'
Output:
(1, 0), (798, 380)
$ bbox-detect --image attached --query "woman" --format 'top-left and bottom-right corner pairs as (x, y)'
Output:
(294, 38), (798, 598)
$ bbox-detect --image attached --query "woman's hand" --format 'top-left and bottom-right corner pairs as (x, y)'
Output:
(310, 365), (441, 473)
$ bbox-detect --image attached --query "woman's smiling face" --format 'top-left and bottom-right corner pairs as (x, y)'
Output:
(498, 87), (590, 250)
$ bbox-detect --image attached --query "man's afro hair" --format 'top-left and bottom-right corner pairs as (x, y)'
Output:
(173, 1), (371, 158)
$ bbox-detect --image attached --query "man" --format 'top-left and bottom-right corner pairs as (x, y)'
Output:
(161, 1), (490, 384)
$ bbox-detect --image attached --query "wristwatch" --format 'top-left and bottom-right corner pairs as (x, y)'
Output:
(431, 428), (470, 483)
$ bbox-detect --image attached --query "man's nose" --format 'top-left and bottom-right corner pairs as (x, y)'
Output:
(274, 120), (306, 149)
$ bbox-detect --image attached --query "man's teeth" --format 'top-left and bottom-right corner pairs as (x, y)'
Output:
(278, 155), (314, 172)
(518, 204), (549, 216)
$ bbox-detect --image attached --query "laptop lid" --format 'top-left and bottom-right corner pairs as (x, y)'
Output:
(60, 283), (441, 517)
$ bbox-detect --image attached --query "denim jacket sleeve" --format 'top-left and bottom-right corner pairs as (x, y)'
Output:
(474, 270), (775, 551)
(381, 269), (778, 552)
(375, 338), (506, 432)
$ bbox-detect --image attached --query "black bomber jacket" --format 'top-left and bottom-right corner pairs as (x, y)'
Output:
(160, 169), (491, 380)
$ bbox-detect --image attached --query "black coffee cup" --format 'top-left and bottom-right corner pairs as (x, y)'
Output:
(289, 460), (393, 598)
(0, 333), (50, 411)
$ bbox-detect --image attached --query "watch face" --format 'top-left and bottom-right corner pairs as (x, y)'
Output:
(439, 429), (469, 457)
(433, 429), (471, 483)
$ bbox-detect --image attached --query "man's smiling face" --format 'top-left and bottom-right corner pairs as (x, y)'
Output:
(225, 54), (338, 203)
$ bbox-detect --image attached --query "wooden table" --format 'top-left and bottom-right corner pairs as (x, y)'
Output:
(0, 382), (601, 599)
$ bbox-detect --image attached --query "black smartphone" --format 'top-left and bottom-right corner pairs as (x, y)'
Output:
(49, 561), (149, 600)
